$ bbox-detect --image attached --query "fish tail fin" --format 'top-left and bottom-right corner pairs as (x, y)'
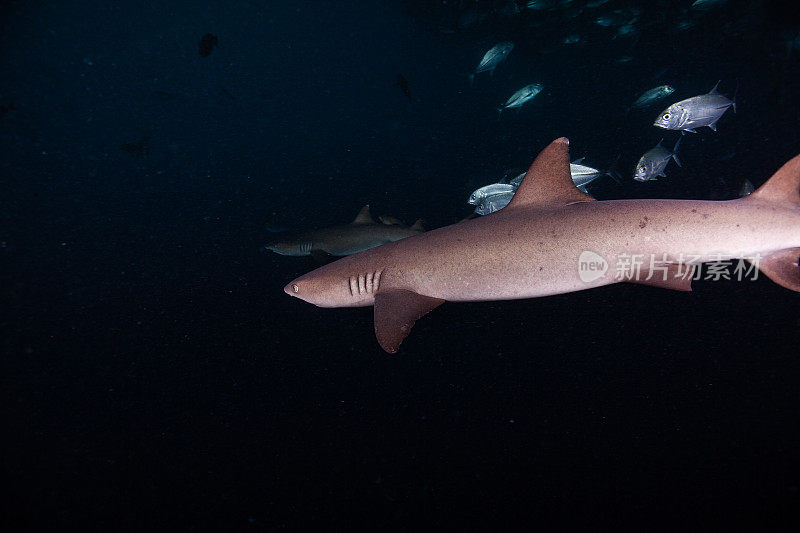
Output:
(468, 73), (475, 87)
(496, 106), (503, 117)
(732, 80), (739, 113)
(672, 137), (682, 167)
(605, 154), (623, 184)
(747, 153), (800, 291)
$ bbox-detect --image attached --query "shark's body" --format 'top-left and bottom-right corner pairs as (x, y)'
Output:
(285, 138), (800, 352)
(266, 205), (424, 258)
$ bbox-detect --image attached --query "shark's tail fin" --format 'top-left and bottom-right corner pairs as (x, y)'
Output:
(748, 153), (800, 291)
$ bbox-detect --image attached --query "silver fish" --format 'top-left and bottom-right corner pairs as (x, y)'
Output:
(470, 42), (514, 84)
(497, 83), (543, 115)
(570, 159), (621, 189)
(692, 0), (727, 10)
(634, 138), (682, 182)
(632, 85), (675, 108)
(508, 172), (525, 187)
(653, 81), (736, 133)
(475, 191), (515, 215)
(508, 162), (619, 192)
(614, 23), (638, 39)
(468, 183), (516, 205)
(509, 161), (616, 190)
(525, 0), (562, 10)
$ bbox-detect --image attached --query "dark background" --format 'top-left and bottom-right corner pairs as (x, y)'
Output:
(2, 0), (800, 530)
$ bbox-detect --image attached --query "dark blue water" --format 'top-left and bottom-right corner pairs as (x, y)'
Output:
(2, 0), (800, 529)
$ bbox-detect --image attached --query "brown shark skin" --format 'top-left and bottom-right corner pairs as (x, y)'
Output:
(284, 138), (800, 349)
(286, 197), (799, 303)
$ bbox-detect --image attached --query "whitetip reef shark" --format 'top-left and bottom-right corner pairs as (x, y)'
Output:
(284, 138), (800, 353)
(265, 205), (424, 261)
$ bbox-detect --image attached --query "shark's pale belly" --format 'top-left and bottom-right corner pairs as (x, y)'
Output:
(389, 198), (800, 302)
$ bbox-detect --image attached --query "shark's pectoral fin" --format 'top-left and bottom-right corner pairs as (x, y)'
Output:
(505, 138), (595, 211)
(374, 290), (444, 353)
(626, 263), (695, 291)
(756, 248), (800, 292)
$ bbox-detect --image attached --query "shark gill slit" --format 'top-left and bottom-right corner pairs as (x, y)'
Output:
(358, 273), (366, 294)
(349, 276), (357, 297)
(349, 269), (382, 298)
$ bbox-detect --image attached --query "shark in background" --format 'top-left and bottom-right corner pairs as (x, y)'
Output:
(265, 205), (424, 261)
(283, 138), (800, 353)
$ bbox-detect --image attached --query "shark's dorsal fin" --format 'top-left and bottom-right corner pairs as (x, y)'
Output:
(504, 137), (595, 211)
(352, 205), (374, 225)
(410, 219), (425, 231)
(750, 153), (800, 206)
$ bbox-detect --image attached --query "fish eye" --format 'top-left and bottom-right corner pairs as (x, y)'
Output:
(663, 113), (670, 120)
(292, 284), (299, 293)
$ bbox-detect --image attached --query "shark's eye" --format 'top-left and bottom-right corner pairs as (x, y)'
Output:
(292, 284), (299, 293)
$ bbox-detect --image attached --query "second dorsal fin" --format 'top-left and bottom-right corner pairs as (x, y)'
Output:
(504, 137), (595, 211)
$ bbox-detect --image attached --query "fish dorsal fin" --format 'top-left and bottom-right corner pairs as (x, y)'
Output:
(504, 137), (595, 210)
(352, 205), (374, 225)
(374, 289), (444, 353)
(709, 80), (720, 94)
